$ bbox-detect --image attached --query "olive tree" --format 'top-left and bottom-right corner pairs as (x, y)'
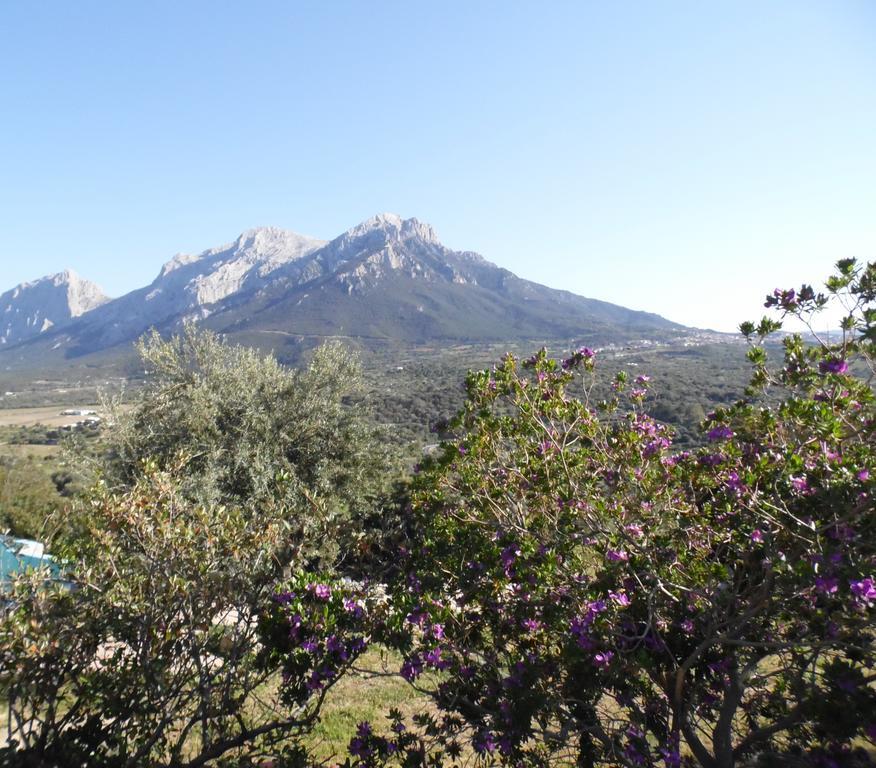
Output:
(101, 324), (392, 568)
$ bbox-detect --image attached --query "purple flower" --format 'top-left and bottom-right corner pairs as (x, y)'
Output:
(400, 655), (424, 681)
(624, 523), (644, 538)
(305, 669), (325, 691)
(815, 575), (839, 594)
(344, 597), (364, 617)
(663, 451), (690, 468)
(750, 529), (764, 543)
(588, 598), (607, 614)
(570, 619), (594, 649)
(707, 425), (734, 442)
(426, 623), (444, 639)
(571, 599), (608, 648)
(725, 471), (745, 495)
(522, 618), (543, 632)
(562, 347), (596, 369)
(635, 374), (651, 384)
(850, 577), (876, 605)
(406, 608), (427, 626)
(326, 635), (345, 655)
(500, 545), (520, 572)
(858, 469), (870, 482)
(819, 358), (849, 374)
(473, 730), (496, 754)
(660, 746), (682, 768)
(790, 475), (810, 493)
(593, 650), (614, 667)
(699, 453), (725, 467)
(633, 414), (658, 436)
(348, 636), (368, 654)
(606, 549), (629, 562)
(348, 737), (368, 757)
(287, 613), (303, 638)
(610, 591), (631, 607)
(644, 437), (671, 457)
(308, 583), (332, 601)
(766, 287), (797, 310)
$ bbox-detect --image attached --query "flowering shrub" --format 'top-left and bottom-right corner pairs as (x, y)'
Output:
(259, 572), (373, 708)
(375, 261), (875, 767)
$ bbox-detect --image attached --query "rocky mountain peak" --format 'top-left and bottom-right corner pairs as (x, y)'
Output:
(0, 270), (108, 346)
(159, 227), (325, 280)
(346, 213), (440, 246)
(231, 227), (323, 260)
(63, 270), (111, 317)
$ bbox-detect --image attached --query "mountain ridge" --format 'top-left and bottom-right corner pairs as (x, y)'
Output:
(0, 215), (690, 367)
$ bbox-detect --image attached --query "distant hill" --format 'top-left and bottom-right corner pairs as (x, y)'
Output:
(0, 214), (692, 369)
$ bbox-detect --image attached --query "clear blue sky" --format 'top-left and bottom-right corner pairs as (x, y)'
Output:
(1, 1), (874, 331)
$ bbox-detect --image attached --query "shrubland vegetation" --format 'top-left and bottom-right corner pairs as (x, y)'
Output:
(1, 261), (874, 767)
(0, 455), (64, 540)
(357, 341), (751, 450)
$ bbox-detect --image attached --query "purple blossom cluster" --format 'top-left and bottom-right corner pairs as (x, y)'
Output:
(819, 357), (849, 375)
(561, 346), (596, 370)
(706, 425), (733, 442)
(850, 577), (876, 606)
(765, 287), (799, 310)
(267, 577), (370, 703)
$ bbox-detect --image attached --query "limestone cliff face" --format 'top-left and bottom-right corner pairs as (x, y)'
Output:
(147, 227), (326, 310)
(0, 270), (108, 346)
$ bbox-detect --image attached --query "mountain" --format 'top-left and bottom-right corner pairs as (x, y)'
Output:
(0, 270), (108, 347)
(0, 214), (689, 367)
(48, 227), (326, 353)
(212, 213), (683, 346)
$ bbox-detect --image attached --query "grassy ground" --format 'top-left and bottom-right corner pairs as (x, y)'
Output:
(305, 646), (428, 762)
(1, 443), (61, 458)
(0, 648), (422, 759)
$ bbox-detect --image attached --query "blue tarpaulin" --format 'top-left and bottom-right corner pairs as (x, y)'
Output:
(1, 536), (62, 587)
